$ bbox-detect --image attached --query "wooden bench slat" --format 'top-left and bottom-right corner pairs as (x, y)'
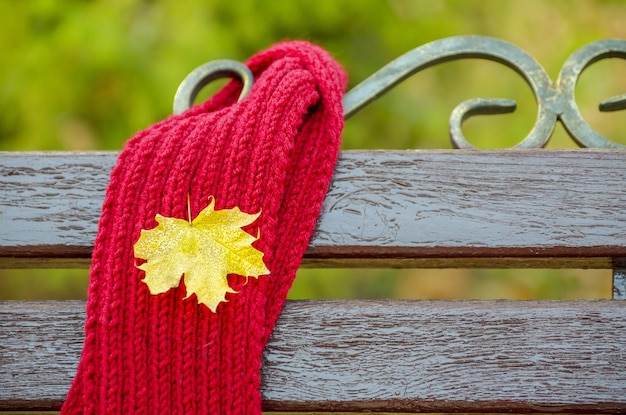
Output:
(1, 299), (625, 413)
(2, 150), (626, 269)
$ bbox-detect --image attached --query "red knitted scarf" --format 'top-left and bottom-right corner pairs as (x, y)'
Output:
(62, 41), (346, 414)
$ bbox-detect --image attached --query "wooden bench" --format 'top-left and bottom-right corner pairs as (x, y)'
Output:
(1, 36), (626, 413)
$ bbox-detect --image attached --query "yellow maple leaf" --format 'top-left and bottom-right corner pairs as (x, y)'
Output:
(133, 196), (269, 312)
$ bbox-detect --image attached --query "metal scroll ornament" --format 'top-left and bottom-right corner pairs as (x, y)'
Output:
(174, 36), (626, 149)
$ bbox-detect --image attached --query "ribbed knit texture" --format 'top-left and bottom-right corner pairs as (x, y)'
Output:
(61, 41), (346, 414)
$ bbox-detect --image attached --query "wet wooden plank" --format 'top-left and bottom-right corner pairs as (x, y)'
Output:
(1, 300), (625, 413)
(1, 150), (626, 269)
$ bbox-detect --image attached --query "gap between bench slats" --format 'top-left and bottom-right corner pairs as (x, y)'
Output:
(1, 300), (625, 413)
(1, 150), (626, 269)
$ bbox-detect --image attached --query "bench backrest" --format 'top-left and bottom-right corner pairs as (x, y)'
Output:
(1, 148), (625, 413)
(1, 36), (625, 413)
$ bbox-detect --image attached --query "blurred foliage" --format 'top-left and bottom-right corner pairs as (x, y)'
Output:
(1, 0), (624, 300)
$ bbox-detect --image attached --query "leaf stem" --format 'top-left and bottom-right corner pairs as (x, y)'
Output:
(187, 193), (192, 224)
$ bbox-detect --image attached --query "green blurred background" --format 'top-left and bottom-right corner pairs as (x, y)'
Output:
(1, 0), (624, 301)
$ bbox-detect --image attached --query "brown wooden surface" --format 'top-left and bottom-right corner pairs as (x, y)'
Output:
(1, 299), (625, 413)
(2, 149), (626, 269)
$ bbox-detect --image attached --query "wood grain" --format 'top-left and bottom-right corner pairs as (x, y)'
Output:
(2, 150), (626, 268)
(1, 300), (625, 413)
